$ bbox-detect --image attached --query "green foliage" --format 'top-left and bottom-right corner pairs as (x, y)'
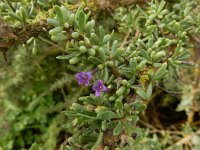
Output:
(0, 45), (77, 150)
(0, 0), (200, 150)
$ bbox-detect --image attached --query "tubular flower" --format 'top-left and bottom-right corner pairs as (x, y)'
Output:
(92, 80), (108, 96)
(75, 71), (92, 86)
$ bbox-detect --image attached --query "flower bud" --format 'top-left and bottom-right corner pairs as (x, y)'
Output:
(87, 48), (96, 56)
(80, 46), (87, 53)
(71, 32), (79, 39)
(116, 86), (126, 96)
(106, 61), (114, 67)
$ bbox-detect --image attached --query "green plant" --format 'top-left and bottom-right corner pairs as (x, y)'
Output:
(45, 0), (199, 149)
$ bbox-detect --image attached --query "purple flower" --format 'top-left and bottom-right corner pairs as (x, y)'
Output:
(75, 72), (92, 86)
(92, 80), (108, 96)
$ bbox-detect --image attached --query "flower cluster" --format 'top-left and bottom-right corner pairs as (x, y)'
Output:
(75, 71), (108, 96)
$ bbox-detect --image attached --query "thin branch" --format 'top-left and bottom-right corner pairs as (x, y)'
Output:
(138, 120), (158, 130)
(4, 0), (15, 12)
(155, 84), (182, 95)
(121, 29), (131, 47)
(38, 36), (65, 51)
(166, 130), (200, 150)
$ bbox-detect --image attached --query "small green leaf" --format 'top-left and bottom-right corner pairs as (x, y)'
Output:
(27, 37), (34, 45)
(124, 122), (134, 136)
(113, 121), (123, 136)
(126, 115), (139, 122)
(137, 39), (147, 50)
(83, 36), (91, 46)
(69, 56), (80, 64)
(79, 46), (87, 53)
(82, 127), (95, 136)
(152, 51), (166, 61)
(184, 7), (192, 17)
(129, 58), (138, 69)
(8, 12), (23, 22)
(49, 26), (63, 35)
(115, 99), (123, 111)
(106, 61), (114, 68)
(54, 5), (64, 23)
(69, 13), (75, 25)
(78, 10), (86, 32)
(91, 131), (103, 150)
(85, 21), (93, 32)
(116, 86), (126, 96)
(88, 56), (103, 65)
(136, 87), (147, 99)
(158, 0), (166, 13)
(51, 33), (67, 42)
(32, 47), (38, 55)
(136, 60), (147, 70)
(152, 38), (163, 48)
(133, 101), (147, 111)
(147, 25), (157, 31)
(140, 49), (151, 61)
(101, 120), (107, 131)
(47, 18), (61, 26)
(87, 48), (96, 56)
(109, 95), (116, 102)
(60, 6), (69, 22)
(98, 48), (106, 61)
(91, 33), (99, 44)
(111, 40), (118, 53)
(113, 48), (124, 58)
(146, 82), (153, 98)
(20, 6), (27, 22)
(75, 3), (85, 20)
(101, 35), (111, 45)
(153, 62), (168, 80)
(97, 111), (118, 120)
(37, 0), (49, 7)
(102, 67), (109, 83)
(107, 74), (115, 85)
(79, 96), (97, 105)
(107, 121), (117, 129)
(99, 26), (105, 42)
(71, 32), (80, 39)
(56, 54), (75, 60)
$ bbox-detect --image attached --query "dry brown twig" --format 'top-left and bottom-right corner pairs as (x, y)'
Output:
(166, 130), (200, 150)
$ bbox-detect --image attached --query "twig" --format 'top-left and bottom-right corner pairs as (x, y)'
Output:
(4, 0), (15, 12)
(38, 36), (65, 51)
(138, 120), (158, 130)
(155, 84), (182, 95)
(121, 29), (131, 47)
(139, 120), (185, 136)
(150, 130), (185, 136)
(166, 130), (200, 150)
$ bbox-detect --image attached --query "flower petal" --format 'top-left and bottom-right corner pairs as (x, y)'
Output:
(102, 85), (108, 92)
(92, 84), (98, 91)
(84, 80), (90, 86)
(78, 78), (83, 85)
(97, 80), (103, 86)
(75, 73), (81, 79)
(95, 91), (101, 97)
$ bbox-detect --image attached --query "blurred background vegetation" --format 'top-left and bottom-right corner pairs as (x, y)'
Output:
(0, 0), (200, 150)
